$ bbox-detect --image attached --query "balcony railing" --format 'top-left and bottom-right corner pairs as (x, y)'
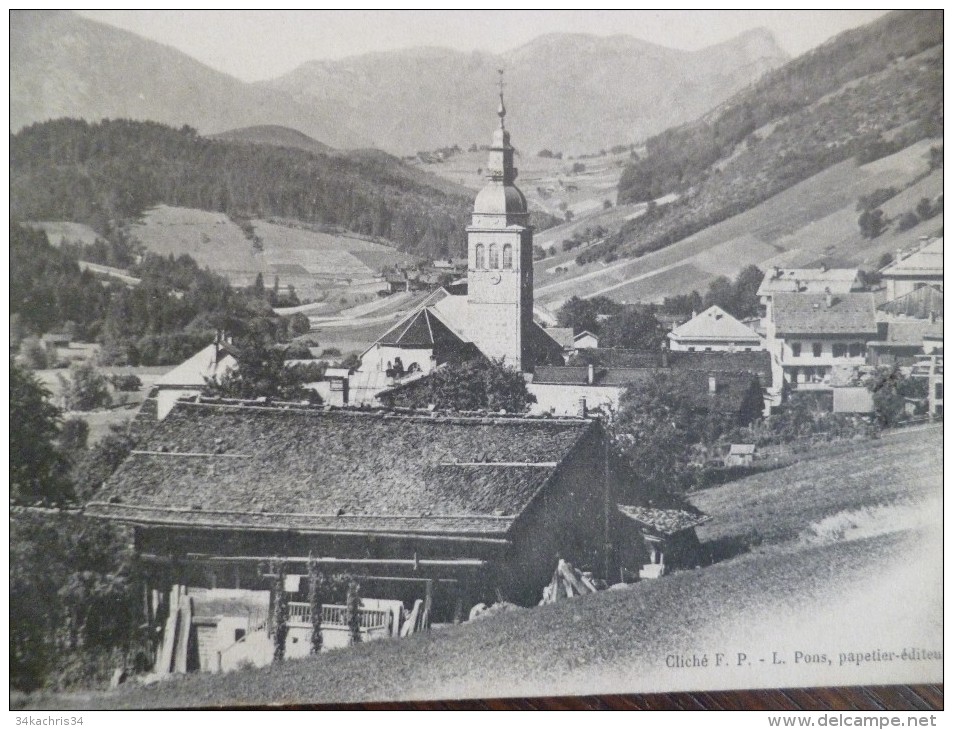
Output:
(287, 601), (392, 630)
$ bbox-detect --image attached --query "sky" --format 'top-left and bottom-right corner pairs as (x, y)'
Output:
(76, 10), (890, 83)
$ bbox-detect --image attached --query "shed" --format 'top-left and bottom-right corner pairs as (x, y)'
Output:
(616, 505), (711, 581)
(725, 444), (756, 466)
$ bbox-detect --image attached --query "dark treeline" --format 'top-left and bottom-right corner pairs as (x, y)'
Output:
(11, 222), (294, 365)
(11, 118), (476, 259)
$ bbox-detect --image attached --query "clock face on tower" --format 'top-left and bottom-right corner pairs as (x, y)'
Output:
(490, 272), (502, 285)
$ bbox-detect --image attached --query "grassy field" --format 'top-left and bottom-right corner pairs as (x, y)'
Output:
(34, 425), (940, 708)
(33, 360), (172, 443)
(532, 139), (942, 308)
(126, 205), (411, 301)
(414, 148), (630, 220)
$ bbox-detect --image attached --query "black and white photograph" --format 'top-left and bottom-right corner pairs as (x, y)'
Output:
(9, 10), (943, 710)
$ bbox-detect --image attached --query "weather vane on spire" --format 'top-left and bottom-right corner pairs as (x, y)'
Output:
(497, 67), (506, 128)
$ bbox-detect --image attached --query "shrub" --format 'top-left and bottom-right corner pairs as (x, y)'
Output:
(108, 373), (142, 392)
(60, 362), (112, 411)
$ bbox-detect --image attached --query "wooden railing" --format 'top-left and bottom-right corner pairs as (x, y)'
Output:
(287, 602), (392, 630)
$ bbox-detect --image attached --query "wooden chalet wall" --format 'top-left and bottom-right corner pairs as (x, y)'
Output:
(499, 424), (616, 605)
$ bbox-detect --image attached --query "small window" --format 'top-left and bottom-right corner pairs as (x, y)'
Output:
(475, 244), (485, 269)
(848, 343), (863, 358)
(488, 244), (499, 269)
(791, 343), (802, 357)
(832, 343), (847, 358)
(502, 244), (513, 269)
(812, 342), (823, 358)
(234, 629), (246, 642)
(936, 383), (944, 400)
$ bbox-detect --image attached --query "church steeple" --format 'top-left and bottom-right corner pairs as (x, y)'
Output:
(465, 75), (534, 371)
(474, 69), (526, 225)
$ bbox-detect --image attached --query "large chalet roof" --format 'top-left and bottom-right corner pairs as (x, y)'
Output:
(668, 305), (761, 343)
(882, 238), (943, 278)
(86, 399), (597, 537)
(772, 292), (877, 335)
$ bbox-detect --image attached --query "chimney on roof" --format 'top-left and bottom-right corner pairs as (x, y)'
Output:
(795, 279), (802, 292)
(896, 248), (903, 264)
(820, 263), (828, 272)
(708, 374), (717, 394)
(578, 397), (588, 418)
(825, 287), (834, 308)
(587, 363), (594, 385)
(773, 266), (781, 279)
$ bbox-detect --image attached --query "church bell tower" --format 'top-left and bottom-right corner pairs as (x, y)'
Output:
(466, 72), (534, 370)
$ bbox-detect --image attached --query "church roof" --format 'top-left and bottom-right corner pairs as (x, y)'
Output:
(378, 307), (461, 348)
(86, 399), (597, 537)
(668, 305), (761, 343)
(474, 183), (527, 216)
(543, 327), (575, 349)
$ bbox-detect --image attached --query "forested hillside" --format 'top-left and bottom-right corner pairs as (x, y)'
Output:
(10, 222), (298, 365)
(10, 119), (475, 259)
(594, 10), (942, 265)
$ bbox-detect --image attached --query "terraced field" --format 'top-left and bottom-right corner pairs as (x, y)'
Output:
(533, 140), (942, 308)
(126, 205), (411, 300)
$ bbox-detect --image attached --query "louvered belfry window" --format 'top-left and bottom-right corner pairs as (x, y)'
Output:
(489, 244), (499, 269)
(502, 244), (513, 269)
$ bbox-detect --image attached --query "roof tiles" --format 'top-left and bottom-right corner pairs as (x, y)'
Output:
(87, 400), (596, 536)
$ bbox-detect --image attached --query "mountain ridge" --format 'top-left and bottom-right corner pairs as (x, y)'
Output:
(11, 11), (788, 155)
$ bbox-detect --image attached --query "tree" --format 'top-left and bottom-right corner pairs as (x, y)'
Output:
(11, 361), (70, 504)
(71, 427), (137, 501)
(379, 358), (536, 413)
(866, 366), (928, 427)
(60, 417), (90, 456)
(307, 559), (324, 655)
(556, 295), (623, 335)
(61, 362), (112, 411)
(858, 208), (886, 238)
(610, 372), (736, 501)
(204, 335), (322, 402)
(599, 307), (665, 350)
(346, 580), (362, 646)
(897, 211), (920, 231)
(916, 197), (935, 220)
(288, 312), (311, 337)
(18, 336), (50, 370)
(272, 566), (288, 663)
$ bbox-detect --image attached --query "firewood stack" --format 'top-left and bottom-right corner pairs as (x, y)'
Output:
(539, 559), (603, 605)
